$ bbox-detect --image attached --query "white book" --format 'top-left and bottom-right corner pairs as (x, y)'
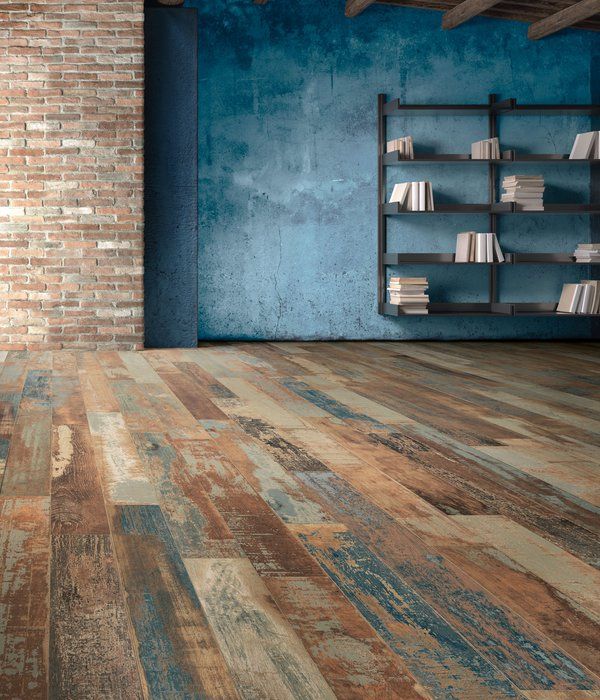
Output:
(475, 233), (486, 262)
(486, 233), (494, 263)
(492, 233), (504, 263)
(557, 284), (582, 313)
(581, 280), (600, 313)
(411, 182), (419, 211)
(390, 182), (411, 207)
(569, 131), (597, 160)
(577, 283), (594, 313)
(455, 232), (472, 263)
(418, 181), (426, 211)
(427, 181), (434, 211)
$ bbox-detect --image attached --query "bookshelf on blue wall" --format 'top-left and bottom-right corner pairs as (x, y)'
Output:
(378, 93), (600, 318)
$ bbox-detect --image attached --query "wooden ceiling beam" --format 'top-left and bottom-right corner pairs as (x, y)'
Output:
(528, 0), (600, 39)
(442, 0), (503, 29)
(346, 0), (377, 17)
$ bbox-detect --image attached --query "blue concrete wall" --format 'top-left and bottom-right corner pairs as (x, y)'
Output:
(188, 0), (599, 340)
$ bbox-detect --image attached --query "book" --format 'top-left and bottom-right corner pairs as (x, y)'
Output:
(475, 233), (486, 262)
(454, 231), (504, 262)
(388, 276), (429, 313)
(569, 131), (598, 160)
(389, 182), (434, 211)
(577, 283), (595, 313)
(557, 283), (583, 313)
(386, 136), (414, 159)
(389, 183), (411, 207)
(502, 174), (544, 211)
(455, 232), (472, 262)
(471, 137), (500, 160)
(492, 234), (504, 263)
(581, 280), (600, 313)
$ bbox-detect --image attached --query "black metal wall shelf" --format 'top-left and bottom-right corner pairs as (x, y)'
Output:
(383, 253), (600, 265)
(383, 98), (600, 116)
(383, 151), (600, 165)
(382, 302), (600, 318)
(377, 93), (599, 318)
(383, 203), (600, 215)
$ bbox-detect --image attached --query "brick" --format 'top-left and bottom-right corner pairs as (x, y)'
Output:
(0, 1), (145, 350)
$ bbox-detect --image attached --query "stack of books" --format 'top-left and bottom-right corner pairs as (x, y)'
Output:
(389, 181), (435, 211)
(569, 131), (600, 159)
(387, 277), (429, 314)
(386, 136), (414, 158)
(471, 137), (500, 160)
(501, 175), (544, 211)
(557, 280), (600, 314)
(455, 232), (504, 263)
(573, 243), (600, 263)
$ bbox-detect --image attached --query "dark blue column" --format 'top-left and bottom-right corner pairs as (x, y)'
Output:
(144, 7), (198, 348)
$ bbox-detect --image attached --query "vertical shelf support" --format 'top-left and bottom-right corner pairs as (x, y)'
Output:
(488, 93), (499, 303)
(378, 93), (387, 313)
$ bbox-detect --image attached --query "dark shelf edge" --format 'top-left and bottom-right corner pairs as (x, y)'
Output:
(383, 151), (600, 165)
(383, 253), (599, 265)
(383, 98), (600, 116)
(381, 302), (600, 317)
(383, 203), (600, 215)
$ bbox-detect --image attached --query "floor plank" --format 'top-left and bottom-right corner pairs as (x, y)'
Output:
(0, 342), (598, 699)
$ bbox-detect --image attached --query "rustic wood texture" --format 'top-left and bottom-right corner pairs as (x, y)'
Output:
(442, 0), (503, 28)
(377, 0), (600, 32)
(528, 0), (600, 38)
(0, 342), (599, 698)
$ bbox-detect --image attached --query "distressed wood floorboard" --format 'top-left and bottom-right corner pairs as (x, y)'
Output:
(0, 342), (598, 699)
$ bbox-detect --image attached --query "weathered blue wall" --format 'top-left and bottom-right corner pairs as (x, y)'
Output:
(188, 0), (599, 340)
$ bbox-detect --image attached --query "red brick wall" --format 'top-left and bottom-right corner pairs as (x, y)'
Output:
(0, 1), (144, 350)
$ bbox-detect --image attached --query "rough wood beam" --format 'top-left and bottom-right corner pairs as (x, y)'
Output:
(345, 0), (377, 17)
(528, 0), (600, 39)
(442, 0), (503, 29)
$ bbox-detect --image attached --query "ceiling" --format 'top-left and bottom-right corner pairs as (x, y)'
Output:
(376, 0), (600, 33)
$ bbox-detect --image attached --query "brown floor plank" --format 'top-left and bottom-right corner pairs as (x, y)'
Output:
(0, 497), (50, 699)
(49, 534), (146, 699)
(1, 342), (599, 699)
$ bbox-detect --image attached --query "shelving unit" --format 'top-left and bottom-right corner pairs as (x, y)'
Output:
(377, 93), (600, 317)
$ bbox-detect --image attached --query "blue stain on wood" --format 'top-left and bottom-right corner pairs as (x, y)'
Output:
(291, 469), (598, 690)
(186, 0), (599, 341)
(298, 528), (519, 698)
(280, 379), (382, 424)
(23, 371), (51, 405)
(115, 504), (201, 605)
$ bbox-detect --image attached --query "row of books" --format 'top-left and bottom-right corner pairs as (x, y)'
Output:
(387, 277), (429, 314)
(570, 131), (600, 159)
(471, 137), (500, 160)
(574, 243), (600, 263)
(386, 136), (414, 159)
(455, 232), (504, 263)
(389, 181), (435, 211)
(385, 131), (600, 160)
(557, 280), (600, 314)
(501, 174), (544, 211)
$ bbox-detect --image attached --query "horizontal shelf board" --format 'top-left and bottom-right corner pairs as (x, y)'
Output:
(383, 203), (600, 215)
(381, 302), (600, 317)
(382, 302), (512, 316)
(383, 203), (503, 214)
(383, 151), (600, 164)
(383, 253), (507, 264)
(383, 100), (489, 115)
(384, 98), (600, 116)
(384, 253), (600, 265)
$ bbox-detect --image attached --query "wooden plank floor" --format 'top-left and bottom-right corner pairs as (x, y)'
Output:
(0, 342), (599, 699)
